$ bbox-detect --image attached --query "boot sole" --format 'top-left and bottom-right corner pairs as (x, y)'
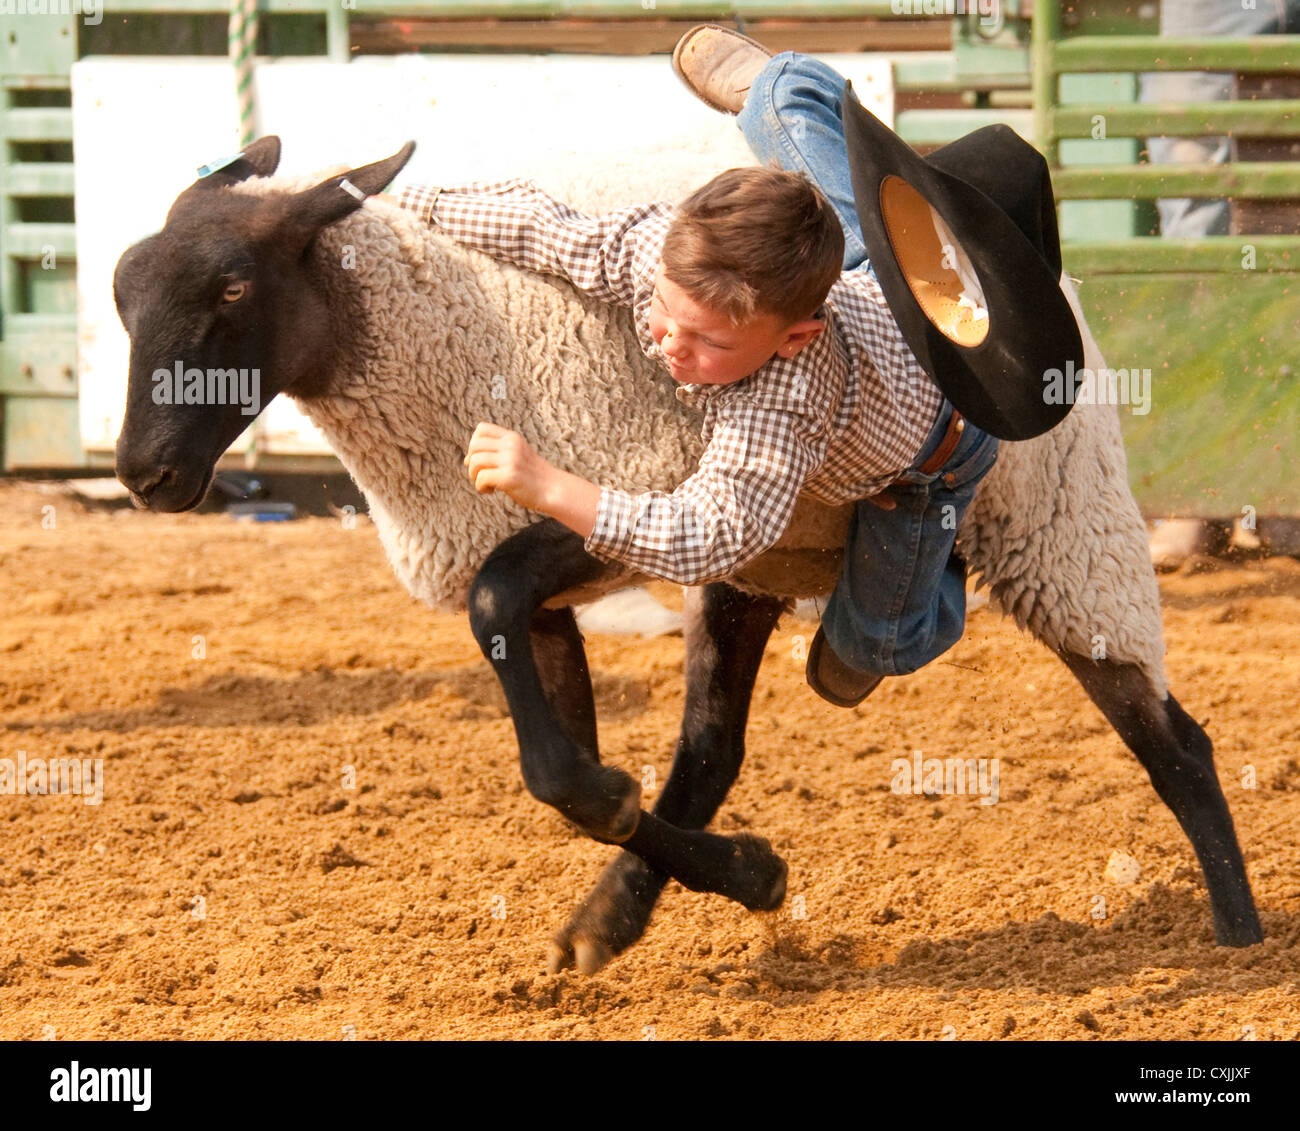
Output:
(806, 626), (882, 708)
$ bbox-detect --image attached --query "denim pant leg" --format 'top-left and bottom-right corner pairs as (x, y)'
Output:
(819, 402), (1000, 677)
(736, 52), (873, 273)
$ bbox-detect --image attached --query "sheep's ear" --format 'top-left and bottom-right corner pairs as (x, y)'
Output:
(220, 136), (283, 182)
(166, 136), (284, 223)
(285, 141), (417, 248)
(188, 136), (282, 191)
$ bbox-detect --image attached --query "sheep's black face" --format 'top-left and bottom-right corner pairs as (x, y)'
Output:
(113, 134), (415, 512)
(113, 218), (281, 512)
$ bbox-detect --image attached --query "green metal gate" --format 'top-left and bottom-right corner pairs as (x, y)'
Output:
(1, 13), (79, 468)
(1033, 0), (1299, 515)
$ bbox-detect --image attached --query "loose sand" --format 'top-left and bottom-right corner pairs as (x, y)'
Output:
(1, 481), (1296, 1040)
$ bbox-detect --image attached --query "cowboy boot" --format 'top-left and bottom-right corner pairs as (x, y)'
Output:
(806, 625), (883, 708)
(671, 24), (774, 115)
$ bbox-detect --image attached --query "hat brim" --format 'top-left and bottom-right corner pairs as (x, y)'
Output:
(841, 83), (1085, 442)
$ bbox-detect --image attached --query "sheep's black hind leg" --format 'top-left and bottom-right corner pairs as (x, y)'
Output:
(550, 581), (787, 974)
(469, 521), (786, 915)
(1058, 652), (1263, 946)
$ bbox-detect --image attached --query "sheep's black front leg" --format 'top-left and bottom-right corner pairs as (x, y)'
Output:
(1058, 652), (1263, 946)
(469, 520), (640, 840)
(468, 521), (787, 920)
(549, 581), (787, 974)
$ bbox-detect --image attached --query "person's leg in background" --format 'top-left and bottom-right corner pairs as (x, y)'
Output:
(1142, 71), (1233, 238)
(736, 53), (874, 274)
(1140, 0), (1292, 237)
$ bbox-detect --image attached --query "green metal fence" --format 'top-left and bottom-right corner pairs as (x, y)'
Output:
(1, 15), (80, 469)
(1031, 0), (1298, 516)
(1034, 0), (1300, 275)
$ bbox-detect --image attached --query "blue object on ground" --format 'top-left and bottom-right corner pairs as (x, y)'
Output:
(227, 502), (297, 522)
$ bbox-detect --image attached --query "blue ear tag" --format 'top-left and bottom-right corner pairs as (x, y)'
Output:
(196, 153), (245, 178)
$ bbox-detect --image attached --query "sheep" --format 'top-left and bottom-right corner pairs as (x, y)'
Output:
(112, 137), (1262, 974)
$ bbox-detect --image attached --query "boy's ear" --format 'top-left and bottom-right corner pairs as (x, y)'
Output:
(778, 317), (826, 357)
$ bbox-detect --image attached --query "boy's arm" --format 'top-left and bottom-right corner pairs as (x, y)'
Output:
(460, 408), (821, 586)
(397, 178), (669, 307)
(577, 408), (821, 587)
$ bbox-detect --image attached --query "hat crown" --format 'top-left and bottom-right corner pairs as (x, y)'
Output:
(923, 125), (1064, 278)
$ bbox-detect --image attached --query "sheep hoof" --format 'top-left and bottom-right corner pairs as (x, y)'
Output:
(569, 764), (642, 844)
(604, 779), (643, 844)
(547, 853), (661, 976)
(547, 933), (616, 977)
(546, 937), (579, 976)
(728, 833), (788, 912)
(572, 937), (615, 976)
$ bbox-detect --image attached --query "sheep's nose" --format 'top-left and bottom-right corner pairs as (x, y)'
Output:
(117, 464), (174, 508)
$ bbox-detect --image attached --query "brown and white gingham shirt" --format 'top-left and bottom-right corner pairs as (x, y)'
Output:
(398, 179), (943, 586)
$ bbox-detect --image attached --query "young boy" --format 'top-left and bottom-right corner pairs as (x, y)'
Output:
(395, 28), (999, 707)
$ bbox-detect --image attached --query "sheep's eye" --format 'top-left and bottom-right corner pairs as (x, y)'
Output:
(222, 281), (248, 304)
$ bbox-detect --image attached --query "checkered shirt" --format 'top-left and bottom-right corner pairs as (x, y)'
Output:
(398, 178), (943, 586)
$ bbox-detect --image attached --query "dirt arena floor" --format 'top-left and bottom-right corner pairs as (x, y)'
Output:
(1, 479), (1297, 1041)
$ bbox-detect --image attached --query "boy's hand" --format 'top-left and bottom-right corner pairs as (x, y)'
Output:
(464, 422), (557, 512)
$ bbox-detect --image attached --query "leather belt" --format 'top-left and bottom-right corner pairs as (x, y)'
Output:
(864, 409), (966, 511)
(918, 409), (966, 475)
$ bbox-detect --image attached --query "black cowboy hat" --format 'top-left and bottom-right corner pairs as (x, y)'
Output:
(841, 81), (1085, 442)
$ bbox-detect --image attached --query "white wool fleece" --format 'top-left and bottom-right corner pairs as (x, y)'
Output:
(230, 167), (1166, 697)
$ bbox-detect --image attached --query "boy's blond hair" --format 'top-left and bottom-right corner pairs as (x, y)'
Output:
(661, 165), (845, 327)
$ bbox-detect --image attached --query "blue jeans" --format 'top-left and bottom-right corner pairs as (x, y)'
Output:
(737, 52), (876, 274)
(737, 53), (1000, 676)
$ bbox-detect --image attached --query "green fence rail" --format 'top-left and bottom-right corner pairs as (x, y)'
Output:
(1032, 0), (1300, 275)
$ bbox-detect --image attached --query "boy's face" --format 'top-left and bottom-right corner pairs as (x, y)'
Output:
(649, 262), (824, 386)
